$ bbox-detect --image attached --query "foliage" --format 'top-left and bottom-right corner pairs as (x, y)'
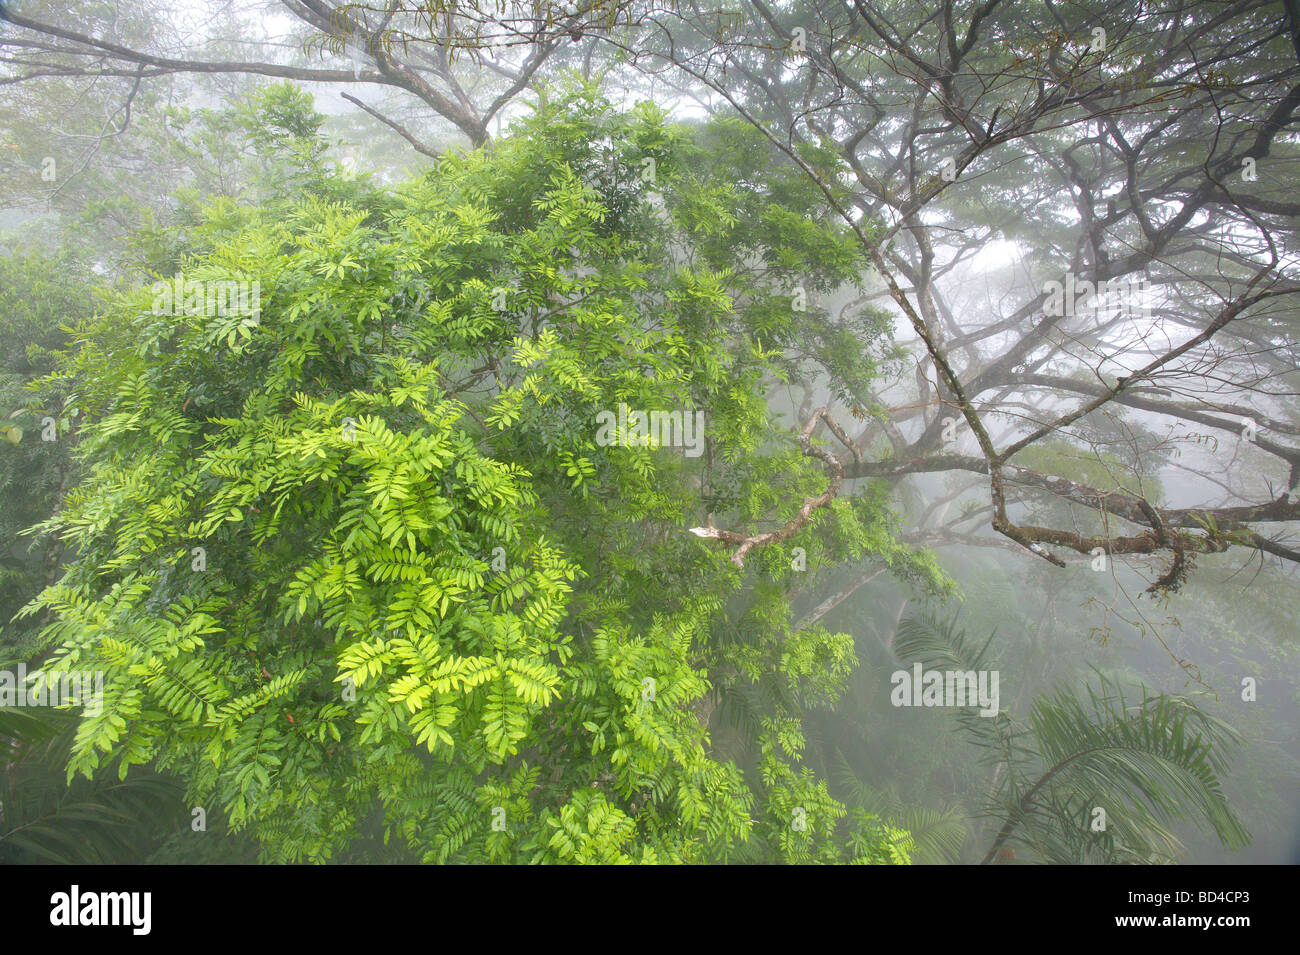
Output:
(0, 246), (90, 658)
(19, 86), (939, 863)
(894, 614), (1249, 864)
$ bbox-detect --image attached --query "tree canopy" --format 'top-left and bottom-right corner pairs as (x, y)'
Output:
(1, 0), (1295, 867)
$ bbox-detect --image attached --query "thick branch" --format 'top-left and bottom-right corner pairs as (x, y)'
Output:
(689, 407), (849, 568)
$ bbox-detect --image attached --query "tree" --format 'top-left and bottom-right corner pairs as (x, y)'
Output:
(0, 0), (587, 149)
(603, 0), (1300, 592)
(20, 87), (943, 862)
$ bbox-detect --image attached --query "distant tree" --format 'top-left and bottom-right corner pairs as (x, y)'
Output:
(0, 246), (91, 657)
(0, 0), (586, 150)
(608, 0), (1300, 592)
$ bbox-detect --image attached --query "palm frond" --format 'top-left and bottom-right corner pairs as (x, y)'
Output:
(1, 705), (186, 863)
(893, 615), (1251, 864)
(830, 751), (968, 864)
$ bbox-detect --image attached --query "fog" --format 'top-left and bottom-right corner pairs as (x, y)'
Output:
(0, 0), (1296, 870)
